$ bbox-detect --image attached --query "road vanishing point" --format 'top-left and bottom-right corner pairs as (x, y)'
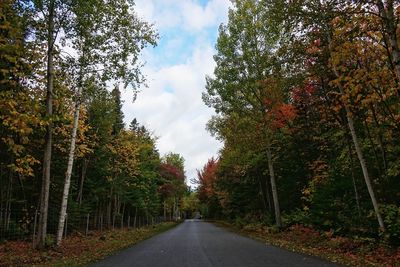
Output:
(91, 220), (339, 267)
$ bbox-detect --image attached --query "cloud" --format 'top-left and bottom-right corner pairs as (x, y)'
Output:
(122, 45), (221, 181)
(135, 0), (231, 32)
(122, 0), (231, 186)
(181, 0), (231, 31)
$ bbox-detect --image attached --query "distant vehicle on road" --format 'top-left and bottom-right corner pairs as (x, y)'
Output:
(193, 211), (202, 219)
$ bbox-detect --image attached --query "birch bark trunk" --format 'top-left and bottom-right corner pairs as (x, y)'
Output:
(343, 104), (385, 230)
(56, 84), (82, 245)
(327, 32), (385, 231)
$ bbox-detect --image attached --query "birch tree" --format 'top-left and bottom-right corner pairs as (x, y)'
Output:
(56, 0), (157, 245)
(32, 0), (75, 249)
(284, 0), (387, 231)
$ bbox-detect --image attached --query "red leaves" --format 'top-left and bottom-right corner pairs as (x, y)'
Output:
(159, 163), (185, 182)
(270, 103), (297, 129)
(260, 77), (300, 130)
(197, 158), (219, 203)
(158, 163), (185, 197)
(292, 82), (316, 104)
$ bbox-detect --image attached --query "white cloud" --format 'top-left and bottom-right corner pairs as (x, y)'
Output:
(135, 0), (231, 32)
(122, 46), (221, 182)
(182, 0), (231, 31)
(122, 0), (231, 186)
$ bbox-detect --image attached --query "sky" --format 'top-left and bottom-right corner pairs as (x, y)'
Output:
(121, 0), (232, 185)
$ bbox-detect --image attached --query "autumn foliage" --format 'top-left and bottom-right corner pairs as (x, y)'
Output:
(0, 0), (186, 252)
(196, 158), (219, 203)
(158, 163), (185, 198)
(201, 0), (400, 251)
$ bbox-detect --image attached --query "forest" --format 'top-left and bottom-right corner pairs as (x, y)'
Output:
(1, 0), (400, 263)
(197, 0), (400, 246)
(0, 0), (188, 250)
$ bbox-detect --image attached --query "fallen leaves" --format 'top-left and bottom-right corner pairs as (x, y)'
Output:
(0, 222), (177, 267)
(215, 222), (400, 267)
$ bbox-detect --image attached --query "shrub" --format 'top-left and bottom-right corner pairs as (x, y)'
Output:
(283, 208), (311, 226)
(380, 204), (400, 245)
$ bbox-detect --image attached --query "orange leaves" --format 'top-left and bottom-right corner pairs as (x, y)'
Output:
(273, 103), (296, 128)
(0, 92), (43, 137)
(260, 77), (296, 131)
(263, 101), (296, 130)
(326, 8), (400, 131)
(10, 155), (40, 177)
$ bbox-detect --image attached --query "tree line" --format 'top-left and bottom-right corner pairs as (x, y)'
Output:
(0, 0), (187, 248)
(197, 0), (400, 245)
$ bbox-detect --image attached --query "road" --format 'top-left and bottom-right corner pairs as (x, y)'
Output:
(90, 220), (339, 267)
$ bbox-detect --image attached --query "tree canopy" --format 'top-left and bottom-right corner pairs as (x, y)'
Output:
(0, 0), (186, 248)
(199, 0), (400, 245)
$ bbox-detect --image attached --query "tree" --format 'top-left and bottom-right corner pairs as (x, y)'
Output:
(163, 152), (185, 174)
(34, 0), (70, 249)
(203, 0), (287, 227)
(293, 0), (386, 231)
(0, 0), (43, 231)
(159, 153), (186, 220)
(199, 0), (400, 239)
(55, 0), (157, 245)
(196, 158), (219, 204)
(111, 86), (125, 135)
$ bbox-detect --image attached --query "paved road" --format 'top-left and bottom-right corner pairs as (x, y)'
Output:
(90, 220), (339, 267)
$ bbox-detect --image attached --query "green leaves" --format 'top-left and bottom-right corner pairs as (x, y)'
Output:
(200, 0), (400, 244)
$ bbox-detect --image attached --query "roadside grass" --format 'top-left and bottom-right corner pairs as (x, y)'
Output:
(211, 221), (400, 267)
(0, 222), (178, 266)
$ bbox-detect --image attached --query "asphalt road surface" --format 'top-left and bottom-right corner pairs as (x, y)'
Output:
(90, 220), (339, 267)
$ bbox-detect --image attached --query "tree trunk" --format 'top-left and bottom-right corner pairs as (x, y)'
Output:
(377, 0), (400, 83)
(344, 105), (385, 231)
(77, 159), (88, 204)
(347, 137), (361, 217)
(121, 203), (125, 228)
(266, 145), (282, 228)
(163, 201), (166, 221)
(5, 169), (13, 230)
(257, 177), (269, 213)
(134, 206), (137, 228)
(56, 85), (82, 245)
(370, 105), (388, 173)
(364, 120), (383, 177)
(36, 0), (55, 249)
(17, 174), (27, 208)
(327, 30), (386, 232)
(264, 173), (273, 213)
(173, 198), (176, 221)
(107, 187), (113, 227)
